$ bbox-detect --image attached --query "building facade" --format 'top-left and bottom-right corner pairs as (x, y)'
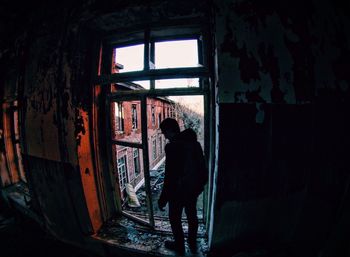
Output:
(110, 83), (177, 201)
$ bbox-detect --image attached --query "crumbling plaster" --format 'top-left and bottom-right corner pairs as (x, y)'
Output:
(215, 0), (350, 104)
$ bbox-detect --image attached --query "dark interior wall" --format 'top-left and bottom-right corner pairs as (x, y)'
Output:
(211, 0), (350, 256)
(1, 0), (350, 256)
(0, 0), (100, 241)
(0, 0), (211, 247)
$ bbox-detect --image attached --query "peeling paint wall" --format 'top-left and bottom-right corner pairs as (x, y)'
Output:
(215, 0), (350, 104)
(211, 0), (350, 255)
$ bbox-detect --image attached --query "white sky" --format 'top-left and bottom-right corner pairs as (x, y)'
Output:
(114, 40), (202, 114)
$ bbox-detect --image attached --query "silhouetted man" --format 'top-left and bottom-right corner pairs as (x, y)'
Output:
(158, 118), (208, 255)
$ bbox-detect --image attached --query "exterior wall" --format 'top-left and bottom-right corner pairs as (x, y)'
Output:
(110, 95), (175, 199)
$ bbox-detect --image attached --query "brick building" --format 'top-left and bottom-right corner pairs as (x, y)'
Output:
(110, 82), (178, 201)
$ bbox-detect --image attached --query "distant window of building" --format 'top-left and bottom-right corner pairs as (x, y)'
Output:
(170, 106), (174, 118)
(151, 105), (155, 126)
(133, 148), (140, 176)
(152, 137), (157, 160)
(159, 135), (163, 155)
(132, 104), (138, 129)
(117, 155), (128, 190)
(158, 113), (162, 127)
(116, 102), (124, 131)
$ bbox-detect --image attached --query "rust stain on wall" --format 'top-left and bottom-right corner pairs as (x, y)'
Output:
(77, 109), (103, 233)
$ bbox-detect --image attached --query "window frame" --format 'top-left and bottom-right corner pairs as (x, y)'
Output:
(115, 102), (125, 132)
(151, 105), (155, 127)
(133, 148), (141, 176)
(99, 23), (213, 229)
(1, 101), (26, 185)
(117, 152), (128, 192)
(152, 136), (157, 161)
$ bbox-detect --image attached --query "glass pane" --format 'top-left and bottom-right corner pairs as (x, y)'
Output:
(110, 100), (142, 144)
(112, 146), (149, 221)
(155, 39), (199, 69)
(114, 44), (144, 73)
(146, 96), (205, 222)
(155, 78), (199, 89)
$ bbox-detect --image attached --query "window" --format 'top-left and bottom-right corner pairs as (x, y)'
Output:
(117, 155), (128, 191)
(131, 104), (138, 129)
(158, 113), (162, 128)
(151, 105), (155, 127)
(115, 102), (124, 132)
(101, 24), (211, 227)
(159, 135), (163, 155)
(133, 148), (140, 176)
(152, 137), (157, 160)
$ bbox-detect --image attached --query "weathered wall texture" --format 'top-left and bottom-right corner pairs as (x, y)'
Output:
(0, 0), (210, 249)
(216, 0), (350, 104)
(211, 0), (350, 256)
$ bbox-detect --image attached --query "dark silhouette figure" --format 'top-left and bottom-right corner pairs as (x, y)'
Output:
(158, 118), (208, 255)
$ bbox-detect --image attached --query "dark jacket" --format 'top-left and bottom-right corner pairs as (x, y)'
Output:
(159, 128), (208, 204)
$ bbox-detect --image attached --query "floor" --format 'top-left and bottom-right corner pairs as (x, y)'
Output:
(0, 198), (208, 257)
(96, 215), (209, 256)
(0, 208), (97, 257)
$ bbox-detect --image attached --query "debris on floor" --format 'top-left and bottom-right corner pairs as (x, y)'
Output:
(97, 215), (209, 256)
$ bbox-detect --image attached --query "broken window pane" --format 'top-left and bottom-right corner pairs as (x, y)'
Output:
(113, 146), (150, 221)
(155, 39), (199, 69)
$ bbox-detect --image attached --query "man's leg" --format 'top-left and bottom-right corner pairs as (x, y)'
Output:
(168, 201), (185, 253)
(185, 198), (198, 252)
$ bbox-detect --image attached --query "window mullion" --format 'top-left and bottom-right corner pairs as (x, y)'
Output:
(150, 40), (155, 90)
(95, 67), (208, 85)
(141, 96), (155, 227)
(144, 29), (150, 72)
